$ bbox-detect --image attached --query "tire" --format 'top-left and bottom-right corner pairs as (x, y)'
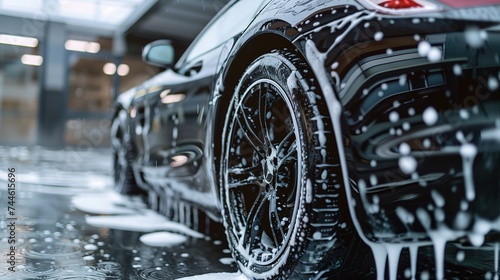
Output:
(220, 49), (351, 279)
(111, 110), (142, 195)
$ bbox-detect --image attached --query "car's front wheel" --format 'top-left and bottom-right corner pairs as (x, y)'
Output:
(111, 110), (141, 195)
(220, 49), (352, 279)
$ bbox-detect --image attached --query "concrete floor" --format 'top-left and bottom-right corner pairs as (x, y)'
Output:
(0, 146), (498, 279)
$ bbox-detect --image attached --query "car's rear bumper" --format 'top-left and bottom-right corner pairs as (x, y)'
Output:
(301, 6), (500, 243)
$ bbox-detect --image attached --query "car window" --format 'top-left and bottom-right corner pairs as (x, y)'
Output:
(183, 0), (268, 63)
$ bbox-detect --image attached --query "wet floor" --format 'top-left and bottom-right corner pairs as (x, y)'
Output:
(0, 146), (499, 279)
(0, 146), (238, 279)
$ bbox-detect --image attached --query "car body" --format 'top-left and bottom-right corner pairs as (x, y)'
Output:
(111, 0), (500, 279)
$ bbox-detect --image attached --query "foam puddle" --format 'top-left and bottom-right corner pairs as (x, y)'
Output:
(72, 191), (141, 214)
(176, 272), (248, 280)
(86, 210), (204, 238)
(72, 191), (204, 238)
(139, 232), (188, 246)
(0, 170), (112, 190)
(12, 183), (99, 196)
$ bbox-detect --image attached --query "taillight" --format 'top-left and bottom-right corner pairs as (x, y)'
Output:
(379, 0), (422, 9)
(437, 0), (500, 8)
(358, 0), (441, 14)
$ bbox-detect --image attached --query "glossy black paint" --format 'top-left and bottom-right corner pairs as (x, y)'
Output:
(115, 0), (500, 252)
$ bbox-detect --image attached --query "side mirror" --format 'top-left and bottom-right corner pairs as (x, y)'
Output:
(142, 40), (174, 67)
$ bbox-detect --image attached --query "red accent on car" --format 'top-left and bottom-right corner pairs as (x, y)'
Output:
(379, 0), (422, 9)
(437, 0), (500, 8)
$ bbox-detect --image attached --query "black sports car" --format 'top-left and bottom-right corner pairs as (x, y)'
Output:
(111, 0), (500, 278)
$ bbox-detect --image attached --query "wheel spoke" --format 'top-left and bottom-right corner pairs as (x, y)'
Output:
(276, 130), (295, 155)
(278, 140), (297, 168)
(258, 84), (272, 146)
(285, 182), (298, 207)
(236, 105), (266, 157)
(242, 191), (267, 250)
(269, 197), (285, 247)
(227, 169), (264, 190)
(228, 164), (263, 180)
(227, 164), (264, 190)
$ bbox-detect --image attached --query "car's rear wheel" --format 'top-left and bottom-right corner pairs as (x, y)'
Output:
(220, 49), (352, 279)
(111, 110), (141, 195)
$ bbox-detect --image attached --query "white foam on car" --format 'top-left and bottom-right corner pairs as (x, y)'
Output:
(139, 231), (188, 246)
(457, 132), (478, 201)
(389, 111), (400, 123)
(422, 106), (438, 126)
(418, 41), (431, 57)
(464, 26), (487, 48)
(488, 76), (499, 91)
(426, 47), (442, 62)
(304, 19), (410, 279)
(398, 156), (417, 175)
(98, 8), (500, 280)
(302, 10), (500, 280)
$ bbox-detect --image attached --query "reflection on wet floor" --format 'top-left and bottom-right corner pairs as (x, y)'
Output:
(0, 146), (238, 279)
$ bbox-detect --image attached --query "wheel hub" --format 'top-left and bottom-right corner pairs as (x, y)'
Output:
(263, 147), (277, 185)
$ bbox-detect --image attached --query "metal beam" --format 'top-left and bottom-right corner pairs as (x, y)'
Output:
(119, 0), (158, 34)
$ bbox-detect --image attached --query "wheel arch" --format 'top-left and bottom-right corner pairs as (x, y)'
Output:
(212, 31), (305, 192)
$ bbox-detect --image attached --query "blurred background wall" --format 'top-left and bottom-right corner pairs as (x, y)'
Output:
(0, 0), (228, 148)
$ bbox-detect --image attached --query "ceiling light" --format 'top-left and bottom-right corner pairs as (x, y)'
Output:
(103, 62), (116, 75)
(21, 54), (43, 66)
(117, 64), (130, 76)
(65, 39), (100, 53)
(0, 34), (38, 47)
